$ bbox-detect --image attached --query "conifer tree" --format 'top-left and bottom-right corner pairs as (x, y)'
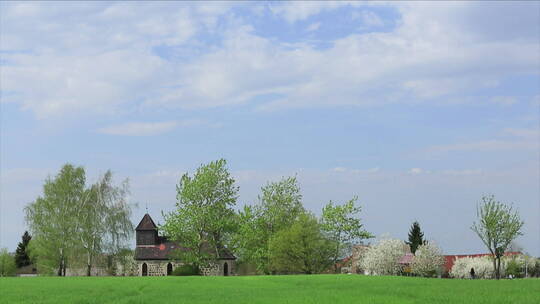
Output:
(407, 221), (424, 254)
(15, 231), (32, 268)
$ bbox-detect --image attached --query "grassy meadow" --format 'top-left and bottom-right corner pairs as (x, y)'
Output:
(1, 275), (538, 304)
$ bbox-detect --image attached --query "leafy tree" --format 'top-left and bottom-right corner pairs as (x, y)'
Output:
(162, 159), (238, 267)
(0, 248), (16, 277)
(15, 231), (32, 268)
(471, 195), (524, 279)
(79, 171), (133, 276)
(406, 221), (424, 254)
(268, 212), (333, 274)
(234, 176), (304, 274)
(25, 164), (87, 276)
(410, 242), (444, 277)
(321, 196), (372, 272)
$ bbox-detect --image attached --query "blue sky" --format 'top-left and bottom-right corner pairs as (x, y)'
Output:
(1, 1), (539, 256)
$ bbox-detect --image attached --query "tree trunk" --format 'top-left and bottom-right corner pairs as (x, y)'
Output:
(496, 257), (501, 280)
(86, 252), (92, 276)
(492, 257), (497, 279)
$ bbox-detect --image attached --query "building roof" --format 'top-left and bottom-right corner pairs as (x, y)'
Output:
(399, 253), (414, 265)
(443, 251), (521, 272)
(136, 213), (157, 231)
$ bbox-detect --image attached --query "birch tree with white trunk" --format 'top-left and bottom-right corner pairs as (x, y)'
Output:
(78, 171), (133, 276)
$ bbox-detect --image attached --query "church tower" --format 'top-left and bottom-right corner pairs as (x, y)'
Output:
(135, 213), (158, 246)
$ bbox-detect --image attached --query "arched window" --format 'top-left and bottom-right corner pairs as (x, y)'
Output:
(142, 263), (148, 276)
(223, 262), (228, 276)
(167, 263), (173, 276)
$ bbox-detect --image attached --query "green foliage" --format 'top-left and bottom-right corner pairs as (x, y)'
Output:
(471, 195), (524, 279)
(321, 197), (372, 272)
(0, 248), (17, 277)
(505, 259), (522, 278)
(24, 164), (134, 276)
(25, 164), (87, 276)
(171, 264), (200, 276)
(2, 275), (540, 304)
(234, 176), (304, 274)
(269, 213), (334, 274)
(79, 170), (133, 276)
(407, 221), (425, 254)
(15, 231), (32, 268)
(162, 159), (238, 267)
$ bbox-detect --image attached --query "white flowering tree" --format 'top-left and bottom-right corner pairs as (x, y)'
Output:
(411, 242), (444, 277)
(361, 238), (406, 275)
(450, 256), (501, 279)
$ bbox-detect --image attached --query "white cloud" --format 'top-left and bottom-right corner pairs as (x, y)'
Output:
(306, 22), (321, 32)
(1, 2), (538, 117)
(269, 2), (357, 23)
(98, 121), (178, 136)
(354, 10), (384, 28)
(491, 96), (518, 106)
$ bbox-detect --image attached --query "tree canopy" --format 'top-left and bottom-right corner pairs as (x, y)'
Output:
(162, 159), (238, 267)
(234, 176), (305, 274)
(269, 212), (334, 274)
(321, 197), (372, 272)
(471, 195), (524, 279)
(25, 164), (134, 276)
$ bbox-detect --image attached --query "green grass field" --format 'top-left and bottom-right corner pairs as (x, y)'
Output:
(1, 275), (538, 304)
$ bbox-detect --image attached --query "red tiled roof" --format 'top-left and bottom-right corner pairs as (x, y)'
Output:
(443, 251), (521, 272)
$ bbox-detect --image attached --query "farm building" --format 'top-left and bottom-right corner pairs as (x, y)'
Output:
(135, 213), (236, 276)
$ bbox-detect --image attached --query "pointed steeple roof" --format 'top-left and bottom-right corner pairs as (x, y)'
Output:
(136, 213), (157, 230)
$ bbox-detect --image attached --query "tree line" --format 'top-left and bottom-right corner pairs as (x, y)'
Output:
(161, 159), (373, 274)
(2, 159), (529, 279)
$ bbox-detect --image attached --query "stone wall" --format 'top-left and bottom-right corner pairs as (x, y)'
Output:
(137, 260), (235, 276)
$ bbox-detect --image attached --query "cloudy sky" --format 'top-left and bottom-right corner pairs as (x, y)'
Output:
(1, 1), (539, 256)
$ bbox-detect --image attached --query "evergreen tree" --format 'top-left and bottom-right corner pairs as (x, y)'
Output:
(15, 231), (32, 268)
(407, 221), (424, 254)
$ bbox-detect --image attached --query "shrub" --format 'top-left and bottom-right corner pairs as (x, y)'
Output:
(361, 238), (407, 275)
(0, 248), (16, 277)
(411, 242), (444, 277)
(505, 259), (522, 278)
(450, 256), (501, 279)
(172, 264), (199, 276)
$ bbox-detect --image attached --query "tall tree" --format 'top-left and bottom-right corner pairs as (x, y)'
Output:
(15, 231), (32, 268)
(78, 171), (133, 276)
(25, 164), (87, 276)
(162, 159), (238, 267)
(471, 195), (524, 279)
(234, 176), (304, 274)
(321, 197), (373, 272)
(407, 221), (424, 254)
(269, 212), (333, 274)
